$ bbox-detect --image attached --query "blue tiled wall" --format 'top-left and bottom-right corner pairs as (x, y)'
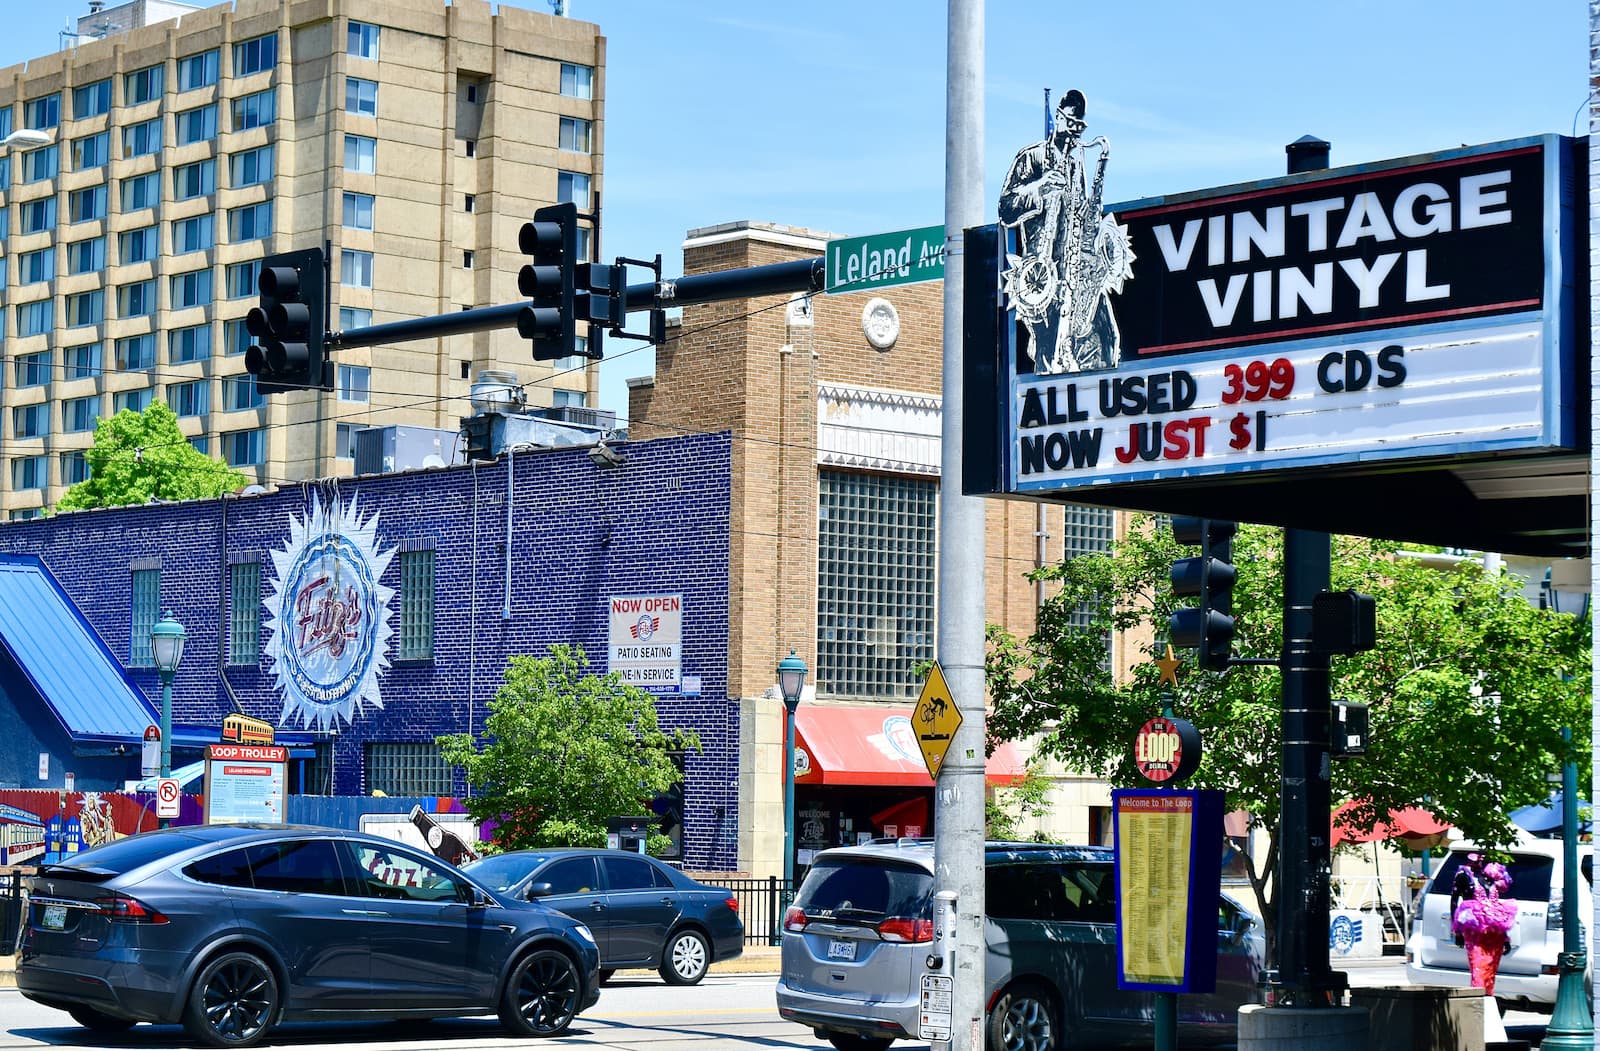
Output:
(0, 432), (738, 868)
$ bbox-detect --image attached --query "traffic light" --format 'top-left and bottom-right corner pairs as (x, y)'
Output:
(1169, 517), (1238, 671)
(517, 202), (578, 361)
(244, 248), (327, 394)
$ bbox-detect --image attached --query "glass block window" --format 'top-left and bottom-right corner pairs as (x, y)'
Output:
(225, 427), (265, 467)
(233, 34), (277, 77)
(341, 249), (373, 288)
(63, 395), (101, 432)
(174, 158), (216, 199)
(125, 65), (164, 105)
(815, 471), (937, 698)
(342, 192), (374, 230)
(560, 63), (593, 99)
(20, 198), (55, 233)
(169, 378), (208, 417)
(397, 548), (435, 660)
(68, 237), (105, 275)
(18, 247), (53, 284)
(177, 50), (219, 91)
(1062, 503), (1116, 663)
(559, 116), (591, 153)
(11, 455), (47, 491)
(116, 335), (156, 371)
(171, 269), (214, 309)
(18, 300), (52, 337)
(558, 171), (591, 209)
(15, 350), (50, 386)
(114, 388), (153, 414)
(13, 403), (48, 439)
(73, 79), (111, 119)
(120, 225), (158, 263)
(345, 77), (378, 116)
(345, 134), (376, 173)
(226, 260), (260, 299)
(224, 374), (263, 410)
(66, 290), (104, 327)
(119, 279), (156, 318)
(173, 213), (214, 253)
(68, 185), (107, 223)
(229, 559), (261, 665)
(66, 343), (102, 379)
(123, 172), (160, 212)
(228, 202), (272, 242)
(130, 567), (160, 667)
(23, 144), (57, 182)
(72, 131), (109, 170)
(123, 117), (162, 158)
(231, 89), (275, 131)
(347, 21), (381, 60)
(176, 103), (218, 145)
(338, 365), (370, 403)
(169, 324), (212, 363)
(24, 93), (59, 130)
(61, 450), (89, 485)
(366, 743), (453, 797)
(230, 144), (273, 187)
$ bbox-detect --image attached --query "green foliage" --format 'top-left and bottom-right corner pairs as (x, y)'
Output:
(56, 401), (247, 512)
(646, 833), (675, 858)
(437, 645), (699, 850)
(985, 766), (1056, 841)
(987, 518), (1591, 948)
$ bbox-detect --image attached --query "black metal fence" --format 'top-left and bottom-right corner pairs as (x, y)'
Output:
(0, 869), (28, 955)
(720, 876), (795, 945)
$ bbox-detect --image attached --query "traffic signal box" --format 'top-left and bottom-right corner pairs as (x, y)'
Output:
(1169, 517), (1238, 672)
(244, 247), (328, 394)
(517, 202), (580, 361)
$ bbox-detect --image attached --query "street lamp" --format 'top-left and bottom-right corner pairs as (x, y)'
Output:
(150, 611), (186, 827)
(777, 650), (808, 890)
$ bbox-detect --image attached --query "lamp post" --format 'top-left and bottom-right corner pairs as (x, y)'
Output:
(777, 651), (808, 890)
(1543, 725), (1593, 1048)
(150, 611), (186, 828)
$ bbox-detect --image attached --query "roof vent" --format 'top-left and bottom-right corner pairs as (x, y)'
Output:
(470, 370), (525, 416)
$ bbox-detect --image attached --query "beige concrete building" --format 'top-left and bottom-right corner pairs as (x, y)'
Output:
(0, 0), (602, 517)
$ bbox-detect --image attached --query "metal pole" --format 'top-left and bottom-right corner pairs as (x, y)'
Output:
(1543, 726), (1593, 1048)
(783, 700), (798, 890)
(158, 669), (173, 830)
(936, 2), (985, 1051)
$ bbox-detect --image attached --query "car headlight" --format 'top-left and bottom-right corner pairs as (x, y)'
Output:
(573, 924), (596, 944)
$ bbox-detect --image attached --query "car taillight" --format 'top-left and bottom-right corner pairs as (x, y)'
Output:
(725, 897), (739, 912)
(783, 906), (807, 932)
(94, 894), (168, 924)
(877, 917), (933, 943)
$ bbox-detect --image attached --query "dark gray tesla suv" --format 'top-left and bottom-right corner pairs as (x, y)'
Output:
(17, 824), (601, 1047)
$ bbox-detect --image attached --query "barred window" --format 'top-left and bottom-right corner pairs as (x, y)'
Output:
(366, 743), (452, 797)
(398, 548), (435, 660)
(130, 567), (160, 667)
(816, 471), (937, 699)
(229, 560), (261, 665)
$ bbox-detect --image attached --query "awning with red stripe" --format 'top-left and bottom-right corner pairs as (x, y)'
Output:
(793, 704), (1026, 787)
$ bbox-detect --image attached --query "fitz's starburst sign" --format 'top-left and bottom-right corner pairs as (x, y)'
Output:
(264, 496), (396, 730)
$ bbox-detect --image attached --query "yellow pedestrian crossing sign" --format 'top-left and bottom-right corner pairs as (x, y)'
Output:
(913, 661), (963, 781)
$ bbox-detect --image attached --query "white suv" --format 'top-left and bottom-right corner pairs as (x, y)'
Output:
(1404, 838), (1592, 1009)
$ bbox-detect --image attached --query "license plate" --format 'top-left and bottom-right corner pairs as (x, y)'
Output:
(827, 939), (856, 961)
(41, 905), (66, 930)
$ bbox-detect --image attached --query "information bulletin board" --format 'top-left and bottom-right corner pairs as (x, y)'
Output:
(1113, 787), (1224, 993)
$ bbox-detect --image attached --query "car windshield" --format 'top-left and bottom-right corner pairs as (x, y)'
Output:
(795, 856), (932, 920)
(464, 853), (550, 892)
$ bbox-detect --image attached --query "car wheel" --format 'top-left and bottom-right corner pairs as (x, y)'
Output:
(499, 948), (582, 1037)
(598, 968), (616, 985)
(826, 1034), (895, 1051)
(988, 983), (1057, 1051)
(67, 1005), (136, 1033)
(183, 951), (279, 1048)
(659, 929), (711, 985)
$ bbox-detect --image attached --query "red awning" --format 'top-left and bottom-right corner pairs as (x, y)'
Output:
(1331, 800), (1451, 850)
(793, 704), (1026, 787)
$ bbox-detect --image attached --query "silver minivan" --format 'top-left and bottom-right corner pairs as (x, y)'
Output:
(775, 840), (1264, 1051)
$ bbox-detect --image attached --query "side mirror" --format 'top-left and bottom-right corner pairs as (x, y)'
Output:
(526, 881), (555, 900)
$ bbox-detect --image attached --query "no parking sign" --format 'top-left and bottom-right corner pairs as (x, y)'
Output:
(156, 778), (181, 819)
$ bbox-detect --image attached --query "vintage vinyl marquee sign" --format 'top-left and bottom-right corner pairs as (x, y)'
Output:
(263, 495), (397, 730)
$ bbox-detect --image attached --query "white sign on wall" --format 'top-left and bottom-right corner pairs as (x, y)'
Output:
(608, 594), (683, 691)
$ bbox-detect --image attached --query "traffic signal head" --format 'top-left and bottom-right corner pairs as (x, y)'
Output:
(244, 248), (327, 395)
(1168, 517), (1238, 672)
(517, 202), (578, 361)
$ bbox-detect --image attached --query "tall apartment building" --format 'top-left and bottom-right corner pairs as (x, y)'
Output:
(0, 0), (603, 518)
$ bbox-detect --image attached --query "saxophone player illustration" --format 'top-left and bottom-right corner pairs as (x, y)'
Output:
(999, 90), (1134, 375)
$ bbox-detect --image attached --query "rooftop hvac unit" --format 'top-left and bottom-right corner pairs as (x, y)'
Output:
(353, 425), (463, 476)
(542, 405), (617, 430)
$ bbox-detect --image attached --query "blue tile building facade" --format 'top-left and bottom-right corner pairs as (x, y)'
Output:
(0, 432), (738, 869)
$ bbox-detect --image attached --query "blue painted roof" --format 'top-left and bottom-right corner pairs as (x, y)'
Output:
(0, 553), (158, 742)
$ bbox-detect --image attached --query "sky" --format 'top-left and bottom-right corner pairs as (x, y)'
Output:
(2, 1), (1590, 417)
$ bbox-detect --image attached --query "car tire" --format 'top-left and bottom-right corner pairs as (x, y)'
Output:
(988, 983), (1057, 1051)
(499, 947), (582, 1037)
(659, 929), (711, 985)
(826, 1033), (895, 1051)
(67, 1005), (136, 1033)
(598, 968), (616, 985)
(182, 951), (280, 1048)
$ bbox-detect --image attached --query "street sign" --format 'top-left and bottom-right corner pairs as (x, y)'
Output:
(825, 225), (945, 294)
(1133, 715), (1203, 784)
(142, 724), (160, 778)
(156, 777), (181, 819)
(913, 661), (963, 781)
(918, 973), (953, 1041)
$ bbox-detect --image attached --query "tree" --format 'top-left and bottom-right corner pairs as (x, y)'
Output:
(437, 645), (700, 850)
(56, 401), (248, 512)
(986, 518), (1591, 957)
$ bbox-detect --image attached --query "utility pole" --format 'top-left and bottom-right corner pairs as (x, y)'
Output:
(934, 3), (986, 1051)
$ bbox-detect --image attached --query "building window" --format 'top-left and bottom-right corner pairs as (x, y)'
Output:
(173, 213), (215, 253)
(68, 185), (107, 223)
(464, 83), (478, 104)
(15, 403), (49, 439)
(177, 49), (219, 91)
(229, 560), (261, 665)
(130, 567), (160, 667)
(171, 269), (214, 309)
(116, 334), (156, 371)
(223, 318), (252, 356)
(20, 198), (55, 233)
(225, 428), (266, 467)
(335, 422), (358, 460)
(66, 290), (104, 327)
(66, 343), (102, 379)
(230, 144), (273, 187)
(228, 202), (272, 242)
(559, 116), (592, 153)
(398, 548), (435, 660)
(15, 350), (50, 386)
(169, 324), (212, 363)
(338, 365), (370, 403)
(190, 435), (210, 455)
(340, 306), (372, 330)
(558, 171), (591, 209)
(233, 33), (277, 77)
(342, 191), (374, 230)
(347, 21), (381, 60)
(119, 279), (156, 318)
(231, 89), (276, 131)
(463, 139), (476, 158)
(73, 79), (112, 119)
(462, 249), (473, 269)
(12, 455), (48, 491)
(225, 260), (260, 300)
(176, 104), (218, 145)
(68, 237), (105, 275)
(24, 93), (59, 130)
(463, 193), (474, 213)
(23, 144), (57, 182)
(815, 470), (937, 698)
(552, 388), (587, 408)
(366, 743), (452, 796)
(224, 374), (263, 410)
(345, 77), (378, 116)
(123, 117), (162, 158)
(560, 62), (593, 100)
(119, 224), (158, 263)
(341, 249), (374, 288)
(9, 509), (44, 522)
(63, 395), (101, 432)
(344, 134), (376, 173)
(169, 379), (209, 417)
(174, 158), (216, 199)
(61, 450), (89, 485)
(122, 171), (160, 212)
(125, 64), (164, 105)
(72, 131), (109, 170)
(18, 300), (52, 338)
(18, 247), (53, 285)
(114, 387), (153, 414)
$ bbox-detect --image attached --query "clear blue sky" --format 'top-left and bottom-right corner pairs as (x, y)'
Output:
(5, 1), (1589, 417)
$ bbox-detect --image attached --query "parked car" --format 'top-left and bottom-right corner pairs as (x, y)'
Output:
(776, 840), (1264, 1051)
(1405, 837), (1593, 1009)
(17, 824), (600, 1047)
(463, 847), (743, 985)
